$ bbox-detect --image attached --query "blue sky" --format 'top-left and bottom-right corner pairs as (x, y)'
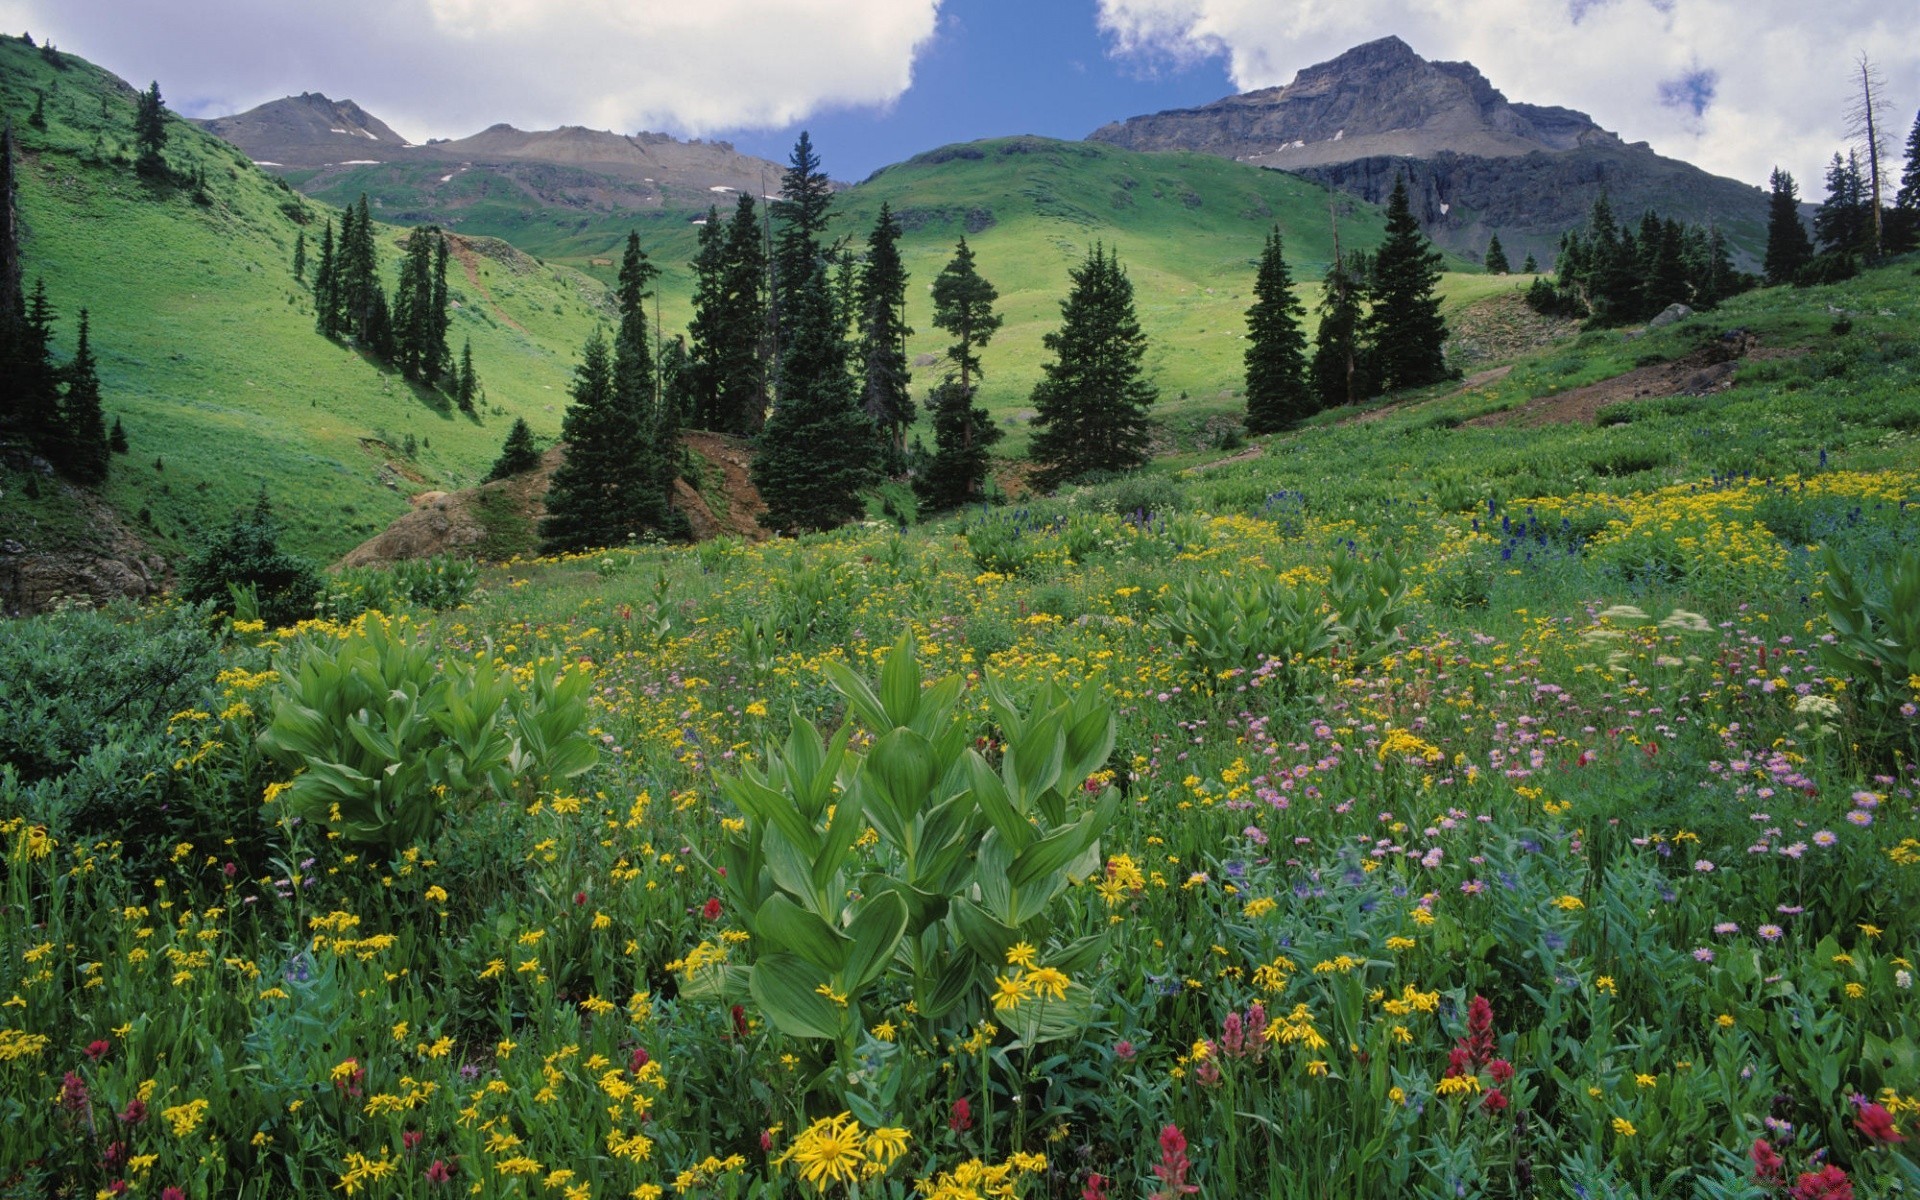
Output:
(8, 0), (1916, 192)
(722, 0), (1237, 181)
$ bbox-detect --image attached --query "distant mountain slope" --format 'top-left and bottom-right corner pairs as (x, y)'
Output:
(1090, 36), (1771, 268)
(191, 93), (410, 167)
(194, 94), (788, 258)
(0, 37), (610, 567)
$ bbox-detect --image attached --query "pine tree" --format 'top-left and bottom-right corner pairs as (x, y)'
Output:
(484, 417), (541, 481)
(770, 131), (833, 403)
(685, 206), (727, 428)
(856, 203), (913, 467)
(1891, 109), (1920, 254)
(539, 329), (621, 552)
(915, 378), (1002, 512)
(455, 339), (478, 414)
(1365, 177), (1451, 391)
(1483, 234), (1510, 275)
(687, 195), (768, 435)
(610, 230), (674, 535)
(1242, 227), (1313, 434)
(391, 225), (439, 382)
(312, 219), (338, 335)
(754, 254), (879, 533)
(430, 234), (450, 382)
(1521, 252), (1538, 274)
(1763, 168), (1814, 285)
(28, 91), (45, 131)
(109, 415), (128, 453)
(16, 280), (59, 448)
(180, 488), (321, 626)
(1309, 256), (1368, 408)
(337, 196), (385, 352)
(1814, 151), (1872, 255)
(292, 228), (306, 282)
(919, 236), (1004, 510)
(53, 307), (108, 484)
(1642, 215), (1691, 316)
(133, 81), (167, 177)
(1693, 224), (1739, 310)
(1027, 244), (1157, 490)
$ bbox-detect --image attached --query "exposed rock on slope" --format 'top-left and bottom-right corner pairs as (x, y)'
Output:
(192, 93), (411, 167)
(0, 449), (169, 615)
(1090, 36), (1770, 268)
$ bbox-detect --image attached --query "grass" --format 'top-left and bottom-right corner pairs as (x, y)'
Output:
(1, 36), (607, 563)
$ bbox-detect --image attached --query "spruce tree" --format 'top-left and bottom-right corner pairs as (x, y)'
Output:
(1764, 168), (1814, 285)
(391, 225), (438, 382)
(1309, 256), (1367, 409)
(1365, 177), (1451, 390)
(754, 252), (878, 534)
(455, 339), (478, 414)
(685, 206), (727, 428)
(180, 488), (321, 626)
(770, 131), (833, 403)
(1027, 244), (1157, 490)
(539, 329), (621, 552)
(16, 280), (59, 449)
(919, 236), (1004, 510)
(1814, 151), (1871, 255)
(1890, 109), (1920, 254)
(1242, 227), (1313, 434)
(856, 202), (913, 467)
(484, 417), (541, 481)
(133, 81), (167, 177)
(1694, 225), (1739, 310)
(53, 307), (108, 484)
(312, 219), (338, 334)
(610, 231), (674, 535)
(292, 228), (306, 282)
(1521, 252), (1538, 274)
(28, 91), (45, 131)
(109, 415), (128, 453)
(1483, 234), (1510, 275)
(1642, 215), (1691, 316)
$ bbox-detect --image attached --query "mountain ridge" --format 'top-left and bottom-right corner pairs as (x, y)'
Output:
(1089, 35), (1770, 267)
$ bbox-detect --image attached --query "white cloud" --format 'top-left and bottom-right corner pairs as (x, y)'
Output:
(11, 0), (942, 143)
(1096, 0), (1920, 193)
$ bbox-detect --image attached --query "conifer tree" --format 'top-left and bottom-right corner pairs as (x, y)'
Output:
(918, 236), (1004, 511)
(133, 81), (167, 177)
(1694, 224), (1739, 309)
(685, 207), (727, 428)
(336, 196), (386, 353)
(1242, 227), (1313, 434)
(1891, 109), (1920, 254)
(1309, 256), (1367, 409)
(1521, 251), (1538, 274)
(1365, 177), (1451, 391)
(1642, 214), (1691, 316)
(109, 415), (128, 453)
(610, 230), (675, 534)
(484, 417), (541, 481)
(754, 252), (879, 533)
(180, 488), (321, 626)
(1763, 168), (1814, 285)
(539, 329), (621, 552)
(292, 228), (306, 283)
(430, 234), (450, 379)
(28, 91), (45, 131)
(1814, 151), (1872, 255)
(455, 339), (478, 414)
(391, 225), (440, 382)
(53, 307), (108, 484)
(312, 219), (339, 335)
(16, 280), (59, 448)
(1027, 244), (1157, 490)
(770, 131), (833, 403)
(1483, 234), (1510, 274)
(856, 203), (913, 467)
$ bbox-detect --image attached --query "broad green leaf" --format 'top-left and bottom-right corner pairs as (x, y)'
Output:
(755, 895), (849, 973)
(841, 892), (909, 993)
(749, 953), (845, 1041)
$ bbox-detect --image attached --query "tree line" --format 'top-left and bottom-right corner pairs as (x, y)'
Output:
(1525, 196), (1749, 325)
(1762, 106), (1920, 287)
(308, 197), (479, 411)
(0, 120), (117, 487)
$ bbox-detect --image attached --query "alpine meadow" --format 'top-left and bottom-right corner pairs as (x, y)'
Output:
(6, 18), (1920, 1200)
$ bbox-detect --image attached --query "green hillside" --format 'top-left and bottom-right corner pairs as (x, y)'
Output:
(0, 36), (609, 562)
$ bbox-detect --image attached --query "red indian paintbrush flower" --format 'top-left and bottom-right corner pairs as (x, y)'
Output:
(1854, 1100), (1905, 1145)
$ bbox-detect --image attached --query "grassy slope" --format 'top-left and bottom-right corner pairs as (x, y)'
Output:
(0, 37), (609, 562)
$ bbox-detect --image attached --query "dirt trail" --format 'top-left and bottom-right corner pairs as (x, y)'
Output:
(1349, 365), (1513, 425)
(1465, 332), (1761, 428)
(674, 431), (767, 541)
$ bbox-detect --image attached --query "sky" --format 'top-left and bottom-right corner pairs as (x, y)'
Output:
(5, 0), (1916, 193)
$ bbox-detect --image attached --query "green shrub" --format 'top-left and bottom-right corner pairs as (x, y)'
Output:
(1817, 545), (1920, 761)
(322, 555), (480, 618)
(179, 488), (322, 626)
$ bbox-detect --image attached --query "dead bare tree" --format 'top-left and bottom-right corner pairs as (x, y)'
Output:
(1847, 52), (1890, 257)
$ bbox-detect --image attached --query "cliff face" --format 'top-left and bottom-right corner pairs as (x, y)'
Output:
(1090, 36), (1769, 268)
